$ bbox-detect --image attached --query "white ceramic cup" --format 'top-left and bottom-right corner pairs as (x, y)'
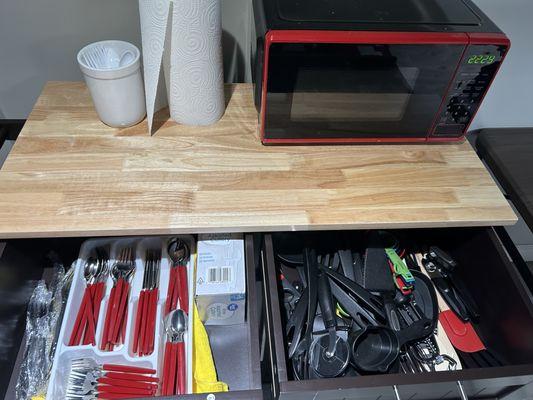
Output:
(77, 40), (146, 128)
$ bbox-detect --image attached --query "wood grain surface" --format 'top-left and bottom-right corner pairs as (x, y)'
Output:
(0, 82), (516, 238)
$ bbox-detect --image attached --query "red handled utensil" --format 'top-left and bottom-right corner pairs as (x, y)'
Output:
(97, 376), (157, 390)
(161, 309), (188, 396)
(101, 247), (135, 351)
(133, 249), (161, 357)
(102, 364), (156, 374)
(69, 252), (109, 347)
(132, 289), (145, 354)
(147, 288), (158, 354)
(67, 359), (159, 399)
(166, 238), (190, 315)
(417, 254), (485, 353)
(103, 371), (159, 383)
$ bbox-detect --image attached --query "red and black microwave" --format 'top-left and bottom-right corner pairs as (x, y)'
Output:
(252, 0), (510, 144)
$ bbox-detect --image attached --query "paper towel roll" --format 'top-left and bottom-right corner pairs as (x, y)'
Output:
(139, 0), (170, 133)
(168, 0), (225, 125)
(139, 0), (225, 130)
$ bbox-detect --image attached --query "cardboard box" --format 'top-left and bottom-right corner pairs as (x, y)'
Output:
(195, 233), (246, 325)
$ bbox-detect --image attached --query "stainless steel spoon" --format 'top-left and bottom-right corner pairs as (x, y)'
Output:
(163, 309), (188, 395)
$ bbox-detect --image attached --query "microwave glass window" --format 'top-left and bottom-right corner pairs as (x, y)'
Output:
(265, 43), (465, 139)
(290, 66), (419, 122)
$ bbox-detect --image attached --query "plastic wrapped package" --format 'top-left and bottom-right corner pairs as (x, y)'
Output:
(15, 281), (52, 399)
(15, 259), (70, 400)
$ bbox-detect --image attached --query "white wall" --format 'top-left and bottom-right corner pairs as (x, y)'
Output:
(0, 0), (142, 119)
(0, 0), (531, 127)
(0, 0), (252, 119)
(469, 0), (533, 130)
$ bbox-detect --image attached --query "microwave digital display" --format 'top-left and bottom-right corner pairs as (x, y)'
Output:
(467, 54), (496, 64)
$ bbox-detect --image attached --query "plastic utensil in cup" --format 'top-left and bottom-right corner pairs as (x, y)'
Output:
(77, 40), (145, 128)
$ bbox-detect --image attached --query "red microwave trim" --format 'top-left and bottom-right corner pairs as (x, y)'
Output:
(265, 30), (469, 45)
(263, 137), (429, 144)
(468, 32), (510, 46)
(260, 30), (509, 144)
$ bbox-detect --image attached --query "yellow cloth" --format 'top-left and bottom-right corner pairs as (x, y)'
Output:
(193, 303), (229, 393)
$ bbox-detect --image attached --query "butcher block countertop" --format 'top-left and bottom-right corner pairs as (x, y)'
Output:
(0, 82), (516, 238)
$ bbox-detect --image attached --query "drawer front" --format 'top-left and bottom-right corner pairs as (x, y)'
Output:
(261, 229), (533, 400)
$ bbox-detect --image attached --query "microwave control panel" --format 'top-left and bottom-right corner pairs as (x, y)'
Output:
(432, 44), (508, 137)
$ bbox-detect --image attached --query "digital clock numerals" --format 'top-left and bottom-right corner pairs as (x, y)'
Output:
(467, 54), (496, 65)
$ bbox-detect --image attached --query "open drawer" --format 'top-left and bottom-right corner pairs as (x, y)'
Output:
(4, 234), (264, 400)
(261, 228), (533, 400)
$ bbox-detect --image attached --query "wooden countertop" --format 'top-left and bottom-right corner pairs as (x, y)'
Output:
(0, 82), (516, 238)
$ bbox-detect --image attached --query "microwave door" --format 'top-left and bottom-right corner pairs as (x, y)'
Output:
(264, 42), (465, 141)
(290, 64), (417, 123)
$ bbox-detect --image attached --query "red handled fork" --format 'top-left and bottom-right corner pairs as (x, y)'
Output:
(66, 359), (159, 399)
(133, 249), (161, 356)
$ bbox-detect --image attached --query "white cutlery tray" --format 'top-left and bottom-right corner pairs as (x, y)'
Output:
(46, 235), (195, 399)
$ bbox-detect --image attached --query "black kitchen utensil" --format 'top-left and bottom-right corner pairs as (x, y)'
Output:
(319, 265), (385, 321)
(352, 252), (364, 286)
(317, 267), (337, 356)
(350, 317), (434, 373)
(410, 270), (438, 327)
(330, 280), (379, 328)
(286, 287), (308, 359)
(425, 246), (480, 321)
(363, 247), (401, 330)
(363, 247), (394, 292)
(422, 257), (471, 322)
(303, 249), (319, 379)
(338, 250), (355, 282)
(367, 230), (400, 250)
(309, 334), (350, 378)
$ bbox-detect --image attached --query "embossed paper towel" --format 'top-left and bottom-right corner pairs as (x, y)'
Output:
(139, 0), (225, 132)
(139, 0), (170, 133)
(168, 0), (224, 125)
